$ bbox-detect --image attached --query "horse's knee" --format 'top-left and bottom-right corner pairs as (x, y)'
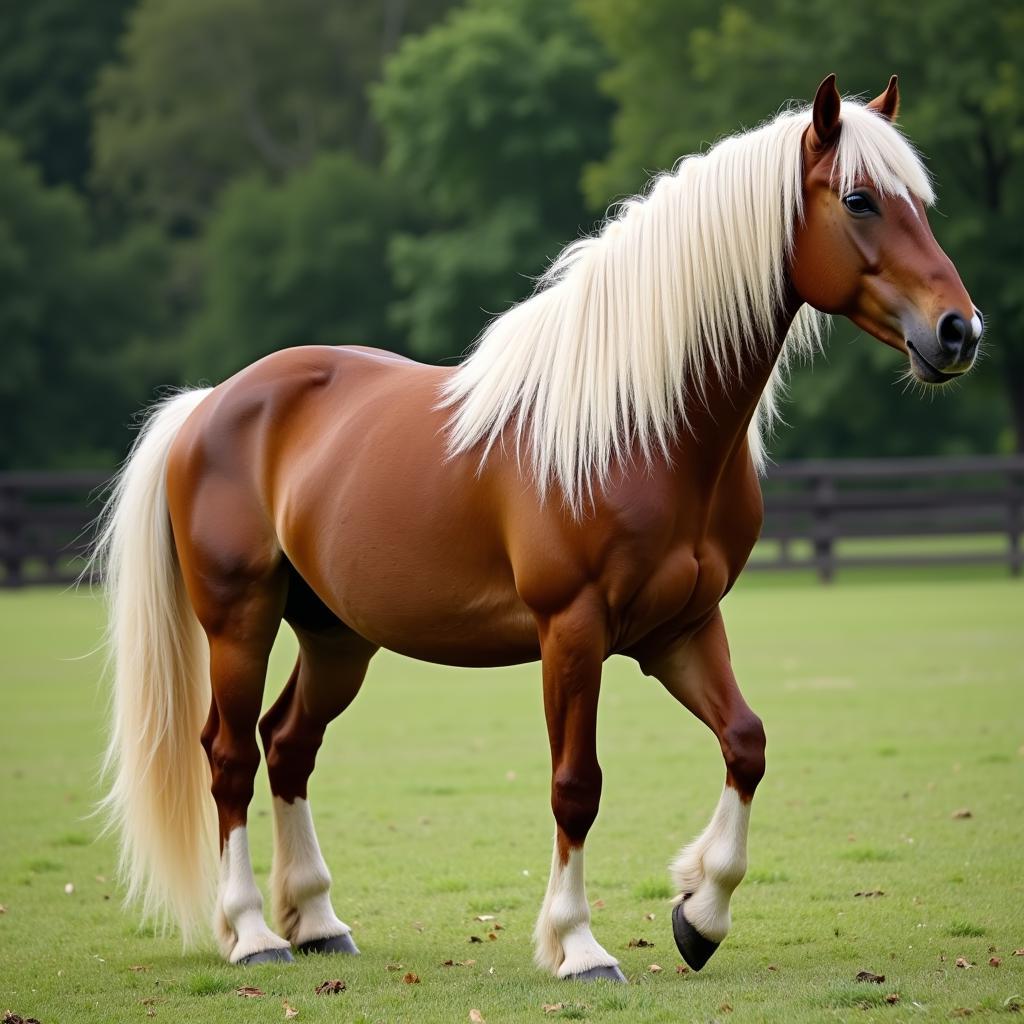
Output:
(722, 711), (766, 796)
(551, 765), (602, 843)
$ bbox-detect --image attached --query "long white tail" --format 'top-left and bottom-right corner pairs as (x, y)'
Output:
(92, 388), (215, 944)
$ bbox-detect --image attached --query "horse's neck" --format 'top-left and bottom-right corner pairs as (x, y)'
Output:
(672, 304), (797, 482)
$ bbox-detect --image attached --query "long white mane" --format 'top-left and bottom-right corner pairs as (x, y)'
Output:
(441, 99), (935, 513)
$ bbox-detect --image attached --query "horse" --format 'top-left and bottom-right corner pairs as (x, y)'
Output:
(93, 74), (983, 981)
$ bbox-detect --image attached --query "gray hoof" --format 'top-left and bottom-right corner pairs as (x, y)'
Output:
(671, 901), (720, 971)
(238, 946), (294, 966)
(568, 964), (628, 983)
(297, 932), (360, 956)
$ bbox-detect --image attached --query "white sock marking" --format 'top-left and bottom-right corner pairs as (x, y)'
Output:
(534, 841), (618, 977)
(669, 786), (750, 942)
(271, 797), (350, 946)
(215, 826), (290, 962)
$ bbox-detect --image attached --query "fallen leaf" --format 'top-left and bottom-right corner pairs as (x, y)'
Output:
(950, 1009), (972, 1018)
(649, 964), (662, 973)
(95, 874), (106, 883)
(542, 1003), (565, 1014)
(505, 770), (517, 781)
(469, 1011), (485, 1023)
(314, 980), (346, 995)
(128, 965), (150, 972)
(468, 935), (483, 943)
(4, 1015), (41, 1024)
(675, 964), (690, 974)
(767, 965), (778, 972)
(403, 972), (420, 985)
(0, 905), (7, 914)
(885, 993), (900, 1005)
(644, 912), (655, 920)
(63, 882), (74, 895)
(719, 1001), (733, 1013)
(283, 1000), (299, 1019)
(385, 963), (403, 971)
(855, 970), (885, 984)
(989, 956), (1002, 967)
(854, 890), (885, 898)
(1013, 949), (1024, 957)
(592, 899), (605, 909)
(442, 959), (476, 968)
(465, 959), (477, 966)
(951, 808), (973, 819)
(236, 986), (265, 998)
(628, 938), (654, 948)
(474, 914), (496, 922)
(487, 932), (498, 941)
(493, 923), (504, 931)
(955, 957), (975, 969)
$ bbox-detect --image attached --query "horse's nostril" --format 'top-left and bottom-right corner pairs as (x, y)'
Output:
(937, 311), (968, 353)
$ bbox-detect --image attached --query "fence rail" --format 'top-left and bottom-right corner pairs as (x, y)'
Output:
(2, 456), (1023, 586)
(754, 454), (1024, 580)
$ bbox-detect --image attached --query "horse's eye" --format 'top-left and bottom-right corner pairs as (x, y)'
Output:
(842, 192), (877, 216)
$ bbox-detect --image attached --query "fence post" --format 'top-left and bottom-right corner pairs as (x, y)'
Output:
(811, 474), (836, 583)
(0, 480), (24, 587)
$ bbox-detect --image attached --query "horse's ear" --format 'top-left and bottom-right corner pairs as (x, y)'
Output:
(809, 73), (842, 150)
(867, 74), (900, 122)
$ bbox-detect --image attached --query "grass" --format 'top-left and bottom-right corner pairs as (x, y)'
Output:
(0, 573), (1022, 1023)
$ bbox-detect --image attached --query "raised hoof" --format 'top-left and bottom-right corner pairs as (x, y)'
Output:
(568, 964), (628, 984)
(672, 901), (720, 971)
(297, 933), (360, 956)
(238, 946), (294, 966)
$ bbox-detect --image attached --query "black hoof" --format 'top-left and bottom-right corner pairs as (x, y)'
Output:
(238, 946), (294, 966)
(568, 964), (628, 984)
(671, 901), (720, 971)
(297, 932), (360, 956)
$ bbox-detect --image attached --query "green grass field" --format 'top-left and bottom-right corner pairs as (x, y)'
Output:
(1, 574), (1022, 1023)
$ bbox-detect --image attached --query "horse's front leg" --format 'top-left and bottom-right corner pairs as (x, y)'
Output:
(533, 599), (626, 983)
(639, 607), (766, 971)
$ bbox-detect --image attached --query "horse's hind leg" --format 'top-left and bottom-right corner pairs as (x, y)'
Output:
(175, 491), (294, 965)
(259, 624), (375, 954)
(639, 608), (766, 971)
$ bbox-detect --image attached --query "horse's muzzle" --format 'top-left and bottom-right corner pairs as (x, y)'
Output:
(905, 306), (983, 383)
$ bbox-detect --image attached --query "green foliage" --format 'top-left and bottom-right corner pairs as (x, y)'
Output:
(0, 0), (133, 189)
(374, 0), (610, 358)
(93, 0), (455, 232)
(580, 0), (1024, 454)
(187, 153), (407, 381)
(0, 136), (172, 469)
(2, 0), (1020, 466)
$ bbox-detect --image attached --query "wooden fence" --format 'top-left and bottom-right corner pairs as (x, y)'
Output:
(754, 454), (1024, 580)
(1, 457), (1023, 586)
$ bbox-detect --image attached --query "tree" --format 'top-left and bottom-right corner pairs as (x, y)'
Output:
(92, 0), (455, 234)
(373, 0), (611, 360)
(186, 153), (407, 382)
(0, 137), (172, 468)
(581, 0), (1023, 455)
(0, 0), (135, 189)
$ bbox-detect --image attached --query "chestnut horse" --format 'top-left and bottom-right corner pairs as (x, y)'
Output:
(95, 75), (982, 979)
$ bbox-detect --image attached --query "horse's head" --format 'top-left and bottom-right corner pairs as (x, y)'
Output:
(790, 74), (983, 384)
